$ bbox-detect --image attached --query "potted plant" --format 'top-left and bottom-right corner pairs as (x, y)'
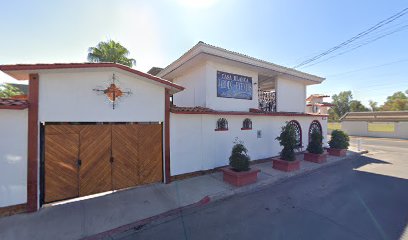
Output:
(272, 123), (300, 172)
(221, 138), (260, 186)
(327, 130), (349, 156)
(304, 129), (327, 163)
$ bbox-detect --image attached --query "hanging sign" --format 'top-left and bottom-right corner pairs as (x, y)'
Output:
(217, 71), (253, 100)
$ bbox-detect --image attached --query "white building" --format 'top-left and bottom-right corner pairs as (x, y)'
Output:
(0, 42), (327, 216)
(340, 111), (408, 139)
(306, 94), (333, 115)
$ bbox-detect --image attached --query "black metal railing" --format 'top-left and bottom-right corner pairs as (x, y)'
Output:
(258, 90), (276, 112)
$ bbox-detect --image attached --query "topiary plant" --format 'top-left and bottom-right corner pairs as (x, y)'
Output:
(229, 138), (250, 172)
(328, 130), (350, 149)
(307, 129), (324, 154)
(276, 123), (297, 161)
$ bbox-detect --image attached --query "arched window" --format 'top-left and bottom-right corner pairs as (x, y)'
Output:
(288, 120), (302, 147)
(309, 120), (322, 142)
(215, 118), (228, 131)
(242, 118), (252, 130)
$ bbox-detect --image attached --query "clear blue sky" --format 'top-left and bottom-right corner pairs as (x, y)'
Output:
(1, 0), (407, 106)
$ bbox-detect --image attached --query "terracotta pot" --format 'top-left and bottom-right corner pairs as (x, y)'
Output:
(304, 152), (327, 164)
(272, 158), (300, 172)
(221, 167), (260, 187)
(327, 148), (347, 157)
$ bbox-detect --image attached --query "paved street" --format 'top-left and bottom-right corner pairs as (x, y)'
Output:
(112, 137), (408, 240)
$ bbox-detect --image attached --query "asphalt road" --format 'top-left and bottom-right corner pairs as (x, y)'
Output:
(114, 137), (408, 240)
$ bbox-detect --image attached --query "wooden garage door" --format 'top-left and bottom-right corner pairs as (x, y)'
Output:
(79, 125), (112, 197)
(44, 125), (80, 203)
(138, 124), (163, 184)
(44, 123), (163, 203)
(112, 124), (140, 189)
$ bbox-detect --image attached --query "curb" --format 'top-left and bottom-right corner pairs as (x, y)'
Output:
(82, 196), (211, 240)
(84, 150), (366, 240)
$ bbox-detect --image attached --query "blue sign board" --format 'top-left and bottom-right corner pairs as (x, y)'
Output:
(217, 71), (253, 100)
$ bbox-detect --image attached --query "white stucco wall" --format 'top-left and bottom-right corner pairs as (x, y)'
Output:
(341, 121), (408, 139)
(205, 61), (259, 111)
(172, 64), (206, 108)
(0, 110), (28, 207)
(38, 69), (165, 122)
(276, 77), (306, 113)
(170, 113), (327, 175)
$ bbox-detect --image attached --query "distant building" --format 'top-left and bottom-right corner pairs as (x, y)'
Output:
(306, 94), (333, 114)
(339, 111), (408, 139)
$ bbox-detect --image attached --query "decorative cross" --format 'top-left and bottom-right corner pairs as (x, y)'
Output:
(93, 74), (131, 109)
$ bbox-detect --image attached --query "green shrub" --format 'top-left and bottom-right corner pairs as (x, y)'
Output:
(328, 130), (350, 149)
(276, 123), (297, 161)
(229, 139), (250, 172)
(307, 129), (324, 154)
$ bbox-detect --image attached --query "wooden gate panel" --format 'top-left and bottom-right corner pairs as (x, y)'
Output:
(138, 124), (163, 185)
(112, 125), (140, 190)
(44, 126), (79, 203)
(79, 125), (112, 196)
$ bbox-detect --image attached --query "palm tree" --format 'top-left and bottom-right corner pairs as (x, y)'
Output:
(87, 40), (136, 67)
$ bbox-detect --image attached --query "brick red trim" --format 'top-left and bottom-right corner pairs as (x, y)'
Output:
(215, 128), (228, 131)
(0, 63), (184, 91)
(27, 73), (39, 212)
(0, 105), (28, 110)
(164, 90), (171, 183)
(241, 127), (252, 130)
(171, 109), (328, 117)
(0, 203), (27, 217)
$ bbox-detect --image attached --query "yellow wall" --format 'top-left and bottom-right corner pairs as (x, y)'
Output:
(368, 122), (395, 132)
(328, 122), (341, 130)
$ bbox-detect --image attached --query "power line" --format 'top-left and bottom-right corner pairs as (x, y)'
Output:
(325, 59), (408, 78)
(300, 24), (408, 68)
(293, 7), (408, 69)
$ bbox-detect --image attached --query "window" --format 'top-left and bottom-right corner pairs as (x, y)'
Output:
(215, 118), (228, 131)
(242, 118), (252, 130)
(309, 120), (322, 142)
(288, 120), (302, 147)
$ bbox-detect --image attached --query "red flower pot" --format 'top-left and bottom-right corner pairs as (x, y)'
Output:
(272, 158), (300, 172)
(304, 152), (327, 164)
(221, 167), (260, 187)
(327, 148), (347, 157)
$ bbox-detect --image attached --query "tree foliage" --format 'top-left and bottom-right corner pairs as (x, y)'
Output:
(229, 138), (250, 172)
(368, 100), (378, 112)
(307, 129), (324, 154)
(349, 100), (369, 112)
(330, 91), (352, 120)
(328, 89), (408, 120)
(276, 123), (297, 161)
(0, 83), (23, 98)
(88, 40), (136, 67)
(380, 91), (408, 111)
(328, 130), (350, 149)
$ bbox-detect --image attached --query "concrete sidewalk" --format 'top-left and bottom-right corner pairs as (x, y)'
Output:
(0, 150), (363, 240)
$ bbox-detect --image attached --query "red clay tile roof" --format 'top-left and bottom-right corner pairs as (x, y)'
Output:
(170, 106), (215, 113)
(0, 98), (28, 110)
(0, 63), (184, 92)
(306, 94), (330, 101)
(307, 102), (334, 107)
